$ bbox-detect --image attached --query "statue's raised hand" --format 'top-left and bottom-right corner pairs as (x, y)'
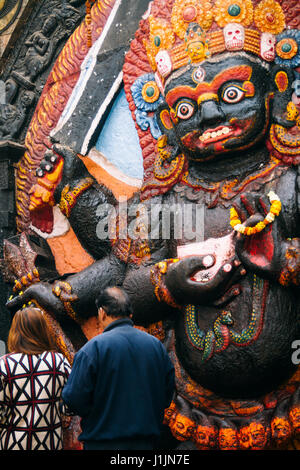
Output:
(234, 192), (294, 283)
(40, 144), (92, 203)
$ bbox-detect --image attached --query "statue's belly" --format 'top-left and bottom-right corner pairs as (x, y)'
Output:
(174, 279), (300, 399)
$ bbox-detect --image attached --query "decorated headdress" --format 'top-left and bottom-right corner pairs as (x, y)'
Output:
(123, 0), (300, 201)
(15, 0), (300, 234)
(143, 0), (299, 90)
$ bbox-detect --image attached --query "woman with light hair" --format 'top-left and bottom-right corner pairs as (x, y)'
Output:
(0, 307), (71, 450)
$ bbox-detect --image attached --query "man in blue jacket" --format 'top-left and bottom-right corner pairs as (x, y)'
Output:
(62, 286), (175, 450)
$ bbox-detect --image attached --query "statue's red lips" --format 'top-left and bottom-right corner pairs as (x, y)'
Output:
(181, 124), (240, 149)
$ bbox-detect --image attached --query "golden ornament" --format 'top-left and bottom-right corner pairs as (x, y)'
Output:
(171, 0), (213, 39)
(254, 0), (285, 35)
(214, 0), (254, 28)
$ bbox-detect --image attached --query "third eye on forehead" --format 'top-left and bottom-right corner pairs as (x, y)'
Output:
(165, 56), (262, 94)
(164, 64), (262, 109)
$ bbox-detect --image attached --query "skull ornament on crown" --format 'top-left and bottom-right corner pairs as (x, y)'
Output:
(260, 32), (276, 61)
(223, 23), (245, 51)
(155, 49), (173, 77)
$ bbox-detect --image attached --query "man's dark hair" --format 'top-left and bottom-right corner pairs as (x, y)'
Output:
(95, 287), (132, 318)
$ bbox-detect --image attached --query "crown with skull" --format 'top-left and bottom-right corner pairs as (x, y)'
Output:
(143, 0), (300, 91)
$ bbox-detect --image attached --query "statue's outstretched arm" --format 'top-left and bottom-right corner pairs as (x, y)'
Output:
(123, 252), (244, 326)
(6, 253), (126, 321)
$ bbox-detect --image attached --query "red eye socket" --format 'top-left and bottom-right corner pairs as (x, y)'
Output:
(176, 101), (195, 119)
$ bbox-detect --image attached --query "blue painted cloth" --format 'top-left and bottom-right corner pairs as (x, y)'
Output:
(62, 318), (175, 443)
(96, 88), (144, 180)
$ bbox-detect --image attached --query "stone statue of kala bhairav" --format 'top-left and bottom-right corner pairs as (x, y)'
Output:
(4, 0), (300, 450)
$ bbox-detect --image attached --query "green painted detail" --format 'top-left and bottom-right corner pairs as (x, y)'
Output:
(154, 35), (161, 47)
(281, 42), (292, 53)
(227, 4), (241, 16)
(184, 275), (266, 362)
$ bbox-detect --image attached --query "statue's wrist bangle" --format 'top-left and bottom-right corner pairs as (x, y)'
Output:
(52, 281), (82, 324)
(58, 177), (94, 218)
(150, 259), (181, 308)
(278, 238), (300, 287)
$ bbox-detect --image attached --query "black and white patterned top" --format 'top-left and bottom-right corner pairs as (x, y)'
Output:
(0, 351), (71, 450)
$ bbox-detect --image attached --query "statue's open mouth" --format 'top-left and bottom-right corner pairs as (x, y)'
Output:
(199, 125), (234, 144)
(181, 124), (243, 150)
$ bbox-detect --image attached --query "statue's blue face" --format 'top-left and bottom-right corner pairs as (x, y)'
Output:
(160, 56), (272, 161)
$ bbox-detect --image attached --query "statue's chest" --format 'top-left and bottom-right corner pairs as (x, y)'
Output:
(168, 196), (233, 245)
(202, 204), (232, 240)
(167, 165), (298, 245)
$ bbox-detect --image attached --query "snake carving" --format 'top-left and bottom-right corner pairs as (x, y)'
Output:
(185, 275), (267, 362)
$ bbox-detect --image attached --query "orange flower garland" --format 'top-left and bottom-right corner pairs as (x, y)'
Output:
(230, 191), (281, 235)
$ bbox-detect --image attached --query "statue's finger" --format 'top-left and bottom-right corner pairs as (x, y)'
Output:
(182, 255), (216, 278)
(232, 201), (247, 223)
(40, 160), (53, 173)
(60, 293), (78, 302)
(44, 150), (58, 164)
(201, 258), (246, 294)
(240, 193), (257, 217)
(5, 291), (31, 311)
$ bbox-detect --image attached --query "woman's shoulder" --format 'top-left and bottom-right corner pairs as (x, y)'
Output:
(40, 351), (68, 361)
(0, 352), (25, 376)
(40, 351), (71, 369)
(0, 352), (23, 365)
(0, 351), (71, 375)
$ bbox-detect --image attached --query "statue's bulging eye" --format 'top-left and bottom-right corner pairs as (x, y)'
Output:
(176, 101), (195, 120)
(222, 86), (245, 104)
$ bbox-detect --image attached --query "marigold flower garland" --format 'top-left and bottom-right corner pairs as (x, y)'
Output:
(230, 191), (281, 235)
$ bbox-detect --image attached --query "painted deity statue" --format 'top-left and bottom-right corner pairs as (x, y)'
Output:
(4, 0), (300, 450)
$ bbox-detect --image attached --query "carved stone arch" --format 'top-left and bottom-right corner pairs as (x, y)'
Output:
(0, 0), (87, 344)
(0, 1), (87, 143)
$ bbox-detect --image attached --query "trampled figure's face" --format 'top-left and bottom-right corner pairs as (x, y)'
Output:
(160, 56), (272, 161)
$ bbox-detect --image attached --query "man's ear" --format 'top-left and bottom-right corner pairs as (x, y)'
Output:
(270, 65), (296, 127)
(98, 307), (105, 322)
